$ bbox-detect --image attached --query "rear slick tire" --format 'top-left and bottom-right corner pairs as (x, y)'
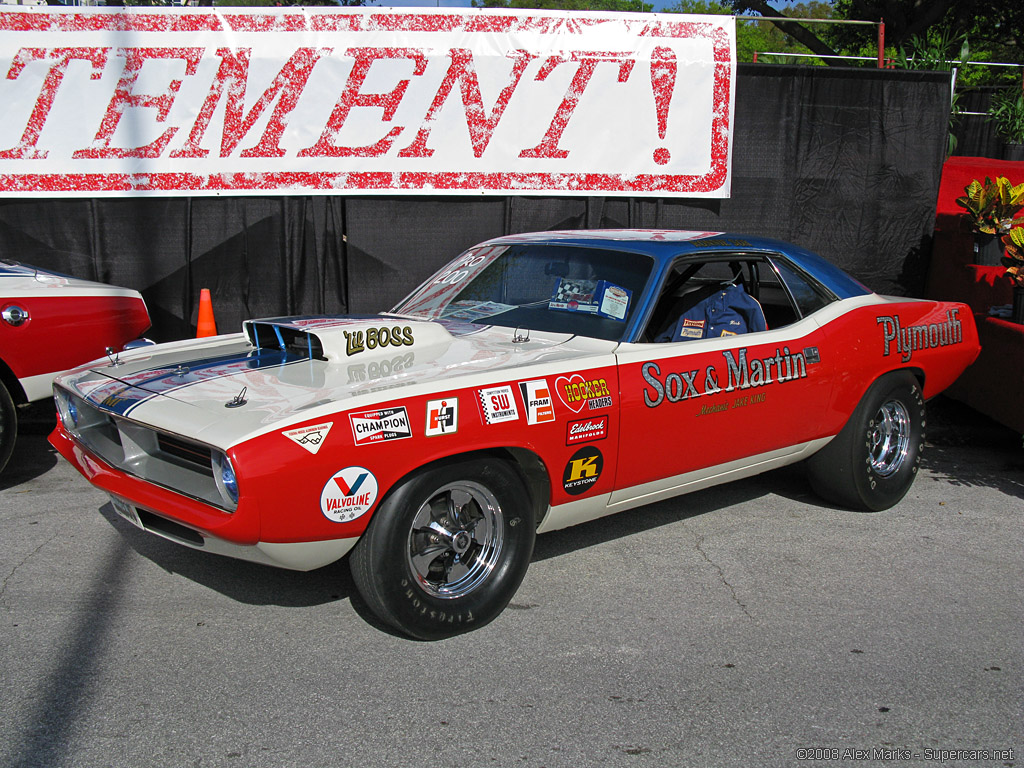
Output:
(350, 458), (535, 640)
(807, 371), (925, 512)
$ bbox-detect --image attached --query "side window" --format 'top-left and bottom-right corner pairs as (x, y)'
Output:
(645, 256), (767, 342)
(771, 259), (834, 318)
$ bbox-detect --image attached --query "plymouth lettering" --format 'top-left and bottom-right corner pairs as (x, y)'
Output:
(877, 308), (962, 363)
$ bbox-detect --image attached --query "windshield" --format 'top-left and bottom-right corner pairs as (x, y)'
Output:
(393, 243), (654, 342)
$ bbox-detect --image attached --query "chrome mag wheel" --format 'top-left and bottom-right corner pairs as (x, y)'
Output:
(868, 399), (911, 478)
(406, 481), (504, 600)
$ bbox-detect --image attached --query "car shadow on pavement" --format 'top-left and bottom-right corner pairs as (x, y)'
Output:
(0, 429), (58, 490)
(97, 502), (358, 608)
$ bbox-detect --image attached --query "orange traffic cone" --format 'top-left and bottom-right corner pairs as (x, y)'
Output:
(196, 288), (217, 338)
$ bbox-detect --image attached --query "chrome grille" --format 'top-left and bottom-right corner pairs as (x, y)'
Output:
(55, 387), (235, 512)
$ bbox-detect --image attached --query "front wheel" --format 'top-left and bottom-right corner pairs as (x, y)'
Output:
(806, 371), (925, 511)
(0, 381), (17, 474)
(350, 458), (535, 640)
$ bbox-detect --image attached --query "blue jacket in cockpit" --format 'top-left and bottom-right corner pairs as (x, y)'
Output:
(656, 284), (767, 342)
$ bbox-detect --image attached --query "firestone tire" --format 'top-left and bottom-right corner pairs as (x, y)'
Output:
(807, 371), (925, 512)
(350, 458), (535, 641)
(0, 381), (16, 475)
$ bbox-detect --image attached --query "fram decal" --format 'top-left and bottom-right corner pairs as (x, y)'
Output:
(282, 422), (334, 454)
(562, 446), (603, 495)
(425, 397), (458, 436)
(555, 374), (613, 413)
(479, 385), (519, 424)
(518, 379), (555, 425)
(641, 346), (808, 408)
(320, 466), (378, 523)
(877, 309), (962, 362)
(349, 406), (412, 445)
(566, 415), (608, 445)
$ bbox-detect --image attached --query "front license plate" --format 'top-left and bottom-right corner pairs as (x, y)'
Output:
(110, 496), (143, 529)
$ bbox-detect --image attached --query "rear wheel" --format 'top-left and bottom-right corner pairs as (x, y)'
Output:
(807, 371), (925, 511)
(350, 458), (535, 640)
(0, 381), (16, 474)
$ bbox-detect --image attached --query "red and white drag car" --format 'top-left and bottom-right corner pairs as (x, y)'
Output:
(50, 231), (979, 639)
(0, 260), (149, 473)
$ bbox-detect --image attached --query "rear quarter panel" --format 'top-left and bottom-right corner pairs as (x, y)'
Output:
(815, 298), (979, 433)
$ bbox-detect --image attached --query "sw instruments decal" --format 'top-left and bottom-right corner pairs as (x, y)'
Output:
(642, 346), (808, 408)
(479, 385), (519, 424)
(878, 309), (962, 362)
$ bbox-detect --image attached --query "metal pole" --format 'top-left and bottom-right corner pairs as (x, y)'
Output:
(877, 20), (885, 69)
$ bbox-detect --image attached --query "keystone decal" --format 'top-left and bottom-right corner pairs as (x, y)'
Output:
(877, 309), (962, 363)
(562, 446), (603, 495)
(555, 374), (613, 413)
(349, 406), (412, 445)
(320, 466), (378, 523)
(642, 346), (808, 408)
(282, 422), (334, 454)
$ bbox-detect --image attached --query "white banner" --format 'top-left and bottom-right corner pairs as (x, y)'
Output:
(0, 7), (735, 197)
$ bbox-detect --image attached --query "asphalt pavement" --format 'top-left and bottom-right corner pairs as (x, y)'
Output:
(1, 397), (1021, 768)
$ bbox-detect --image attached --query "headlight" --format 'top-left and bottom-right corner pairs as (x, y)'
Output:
(54, 388), (79, 432)
(212, 451), (239, 510)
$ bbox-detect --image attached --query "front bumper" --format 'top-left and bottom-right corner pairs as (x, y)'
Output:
(50, 425), (357, 571)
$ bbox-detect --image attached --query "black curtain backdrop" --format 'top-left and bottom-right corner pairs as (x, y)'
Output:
(0, 65), (951, 342)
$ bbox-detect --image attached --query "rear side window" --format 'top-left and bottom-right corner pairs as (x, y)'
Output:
(771, 258), (834, 317)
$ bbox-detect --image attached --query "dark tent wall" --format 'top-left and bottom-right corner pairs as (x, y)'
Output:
(0, 65), (951, 342)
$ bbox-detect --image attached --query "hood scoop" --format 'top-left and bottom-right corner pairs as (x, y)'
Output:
(243, 316), (453, 362)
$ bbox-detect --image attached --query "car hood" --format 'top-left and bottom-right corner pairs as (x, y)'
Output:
(59, 316), (617, 448)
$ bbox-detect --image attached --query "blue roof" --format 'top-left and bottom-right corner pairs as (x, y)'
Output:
(485, 229), (871, 300)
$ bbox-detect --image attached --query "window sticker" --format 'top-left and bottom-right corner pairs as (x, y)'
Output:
(441, 301), (516, 322)
(549, 278), (631, 321)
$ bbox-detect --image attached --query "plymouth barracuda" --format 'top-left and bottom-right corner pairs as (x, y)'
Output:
(49, 230), (979, 639)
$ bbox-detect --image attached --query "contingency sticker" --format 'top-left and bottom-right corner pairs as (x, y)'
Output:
(282, 422), (334, 455)
(349, 407), (412, 446)
(320, 467), (379, 523)
(518, 379), (555, 425)
(562, 446), (603, 495)
(425, 398), (459, 436)
(479, 385), (519, 424)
